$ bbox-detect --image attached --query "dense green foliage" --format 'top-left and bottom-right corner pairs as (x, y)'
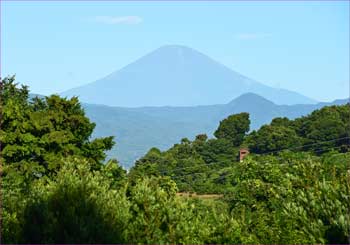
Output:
(224, 152), (350, 243)
(1, 76), (349, 244)
(214, 112), (250, 146)
(247, 105), (350, 154)
(1, 76), (116, 242)
(1, 76), (114, 176)
(130, 102), (350, 193)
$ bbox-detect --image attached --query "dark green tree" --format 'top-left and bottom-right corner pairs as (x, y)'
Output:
(296, 105), (350, 152)
(246, 125), (302, 154)
(21, 159), (129, 244)
(0, 76), (114, 179)
(0, 76), (119, 243)
(214, 112), (250, 146)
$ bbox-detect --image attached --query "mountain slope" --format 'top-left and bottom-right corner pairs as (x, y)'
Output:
(83, 94), (347, 169)
(62, 45), (316, 106)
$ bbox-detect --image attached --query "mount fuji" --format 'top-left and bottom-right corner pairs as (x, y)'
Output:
(61, 45), (316, 107)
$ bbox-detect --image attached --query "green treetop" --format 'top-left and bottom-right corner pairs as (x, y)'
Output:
(214, 112), (250, 146)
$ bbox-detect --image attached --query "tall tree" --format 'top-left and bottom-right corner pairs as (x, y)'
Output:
(0, 76), (114, 179)
(214, 112), (250, 147)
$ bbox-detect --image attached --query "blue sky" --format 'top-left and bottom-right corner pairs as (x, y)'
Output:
(2, 1), (349, 101)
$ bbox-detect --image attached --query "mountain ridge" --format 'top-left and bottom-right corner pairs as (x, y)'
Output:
(81, 93), (347, 168)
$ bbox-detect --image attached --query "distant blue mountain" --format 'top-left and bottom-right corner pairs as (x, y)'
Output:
(82, 93), (347, 169)
(61, 45), (317, 106)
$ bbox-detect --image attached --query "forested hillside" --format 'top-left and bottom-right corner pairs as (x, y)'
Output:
(1, 76), (349, 244)
(84, 93), (347, 168)
(130, 105), (350, 193)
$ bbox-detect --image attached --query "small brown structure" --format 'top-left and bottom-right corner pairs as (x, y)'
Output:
(239, 148), (250, 162)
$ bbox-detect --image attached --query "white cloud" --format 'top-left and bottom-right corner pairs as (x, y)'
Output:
(236, 33), (272, 40)
(93, 15), (143, 25)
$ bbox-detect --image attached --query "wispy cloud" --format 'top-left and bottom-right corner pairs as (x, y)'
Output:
(236, 33), (272, 40)
(93, 15), (143, 25)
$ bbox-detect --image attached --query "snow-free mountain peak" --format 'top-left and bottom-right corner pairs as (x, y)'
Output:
(229, 92), (275, 106)
(61, 45), (317, 107)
